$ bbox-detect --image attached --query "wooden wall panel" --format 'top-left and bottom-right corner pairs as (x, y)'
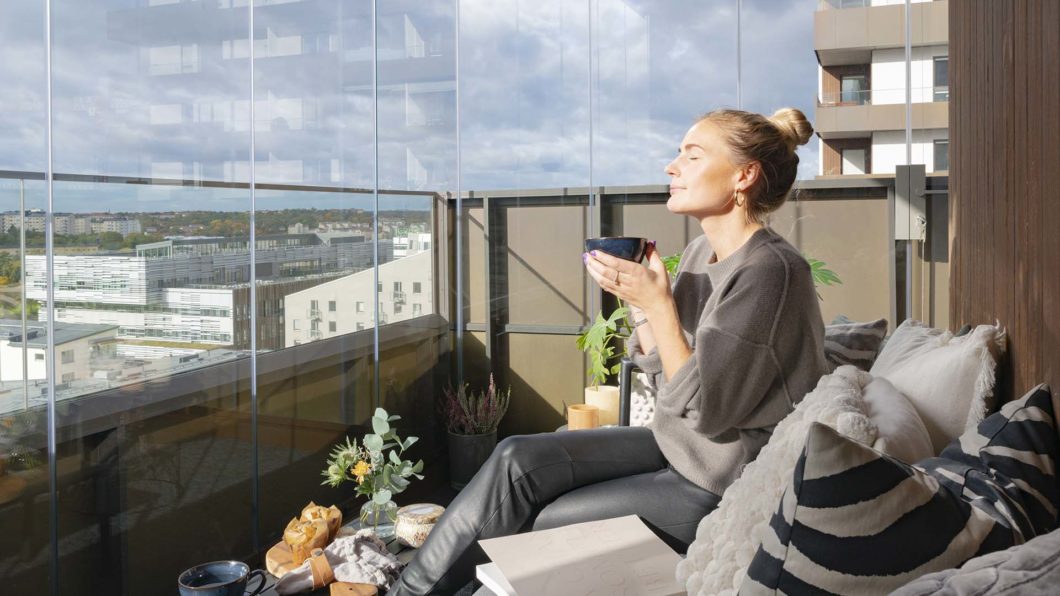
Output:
(950, 0), (1060, 403)
(1041, 0), (1060, 391)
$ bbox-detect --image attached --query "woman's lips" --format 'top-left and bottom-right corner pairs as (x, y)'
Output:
(669, 186), (685, 194)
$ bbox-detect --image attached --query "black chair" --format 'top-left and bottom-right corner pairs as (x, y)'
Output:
(617, 357), (638, 427)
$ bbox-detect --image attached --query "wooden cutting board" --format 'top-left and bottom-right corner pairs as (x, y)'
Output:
(265, 542), (377, 594)
(265, 540), (302, 578)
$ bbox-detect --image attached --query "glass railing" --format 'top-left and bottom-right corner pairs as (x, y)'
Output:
(818, 0), (940, 9)
(0, 170), (447, 595)
(819, 86), (949, 106)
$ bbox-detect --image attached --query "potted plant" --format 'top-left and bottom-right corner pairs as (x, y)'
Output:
(321, 407), (423, 538)
(442, 374), (511, 490)
(575, 306), (631, 426)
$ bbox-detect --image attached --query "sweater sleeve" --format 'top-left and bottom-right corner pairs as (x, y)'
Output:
(654, 259), (792, 437)
(626, 236), (707, 379)
(627, 326), (663, 376)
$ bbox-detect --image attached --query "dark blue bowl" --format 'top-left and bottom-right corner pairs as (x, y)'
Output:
(585, 237), (648, 263)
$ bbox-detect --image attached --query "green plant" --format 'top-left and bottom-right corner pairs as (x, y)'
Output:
(321, 408), (424, 507)
(661, 253), (841, 299)
(806, 256), (842, 300)
(442, 374), (511, 435)
(661, 253), (683, 279)
(576, 305), (631, 387)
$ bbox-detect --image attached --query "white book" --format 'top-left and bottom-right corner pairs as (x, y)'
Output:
(477, 515), (685, 596)
(476, 562), (517, 596)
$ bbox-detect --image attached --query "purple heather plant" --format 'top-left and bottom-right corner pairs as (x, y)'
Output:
(442, 374), (511, 436)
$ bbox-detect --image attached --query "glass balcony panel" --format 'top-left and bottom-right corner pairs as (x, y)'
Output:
(374, 0), (452, 478)
(596, 0), (737, 305)
(459, 0), (591, 431)
(0, 2), (47, 589)
(0, 193), (48, 596)
(49, 0), (252, 592)
(459, 1), (590, 191)
(249, 0), (385, 551)
(905, 0), (950, 329)
(742, 0), (893, 324)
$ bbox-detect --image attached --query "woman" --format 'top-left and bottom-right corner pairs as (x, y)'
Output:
(387, 108), (829, 595)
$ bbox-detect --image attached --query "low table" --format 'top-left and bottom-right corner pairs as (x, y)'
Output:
(260, 522), (417, 596)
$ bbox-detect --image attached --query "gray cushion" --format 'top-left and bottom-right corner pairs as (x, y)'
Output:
(891, 528), (1060, 596)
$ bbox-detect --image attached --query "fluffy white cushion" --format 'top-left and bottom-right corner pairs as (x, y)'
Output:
(862, 375), (934, 464)
(677, 365), (878, 596)
(869, 320), (1007, 454)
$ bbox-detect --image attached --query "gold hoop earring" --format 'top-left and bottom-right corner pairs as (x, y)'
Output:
(734, 190), (745, 208)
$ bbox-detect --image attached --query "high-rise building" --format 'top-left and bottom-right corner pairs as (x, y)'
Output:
(814, 0), (949, 177)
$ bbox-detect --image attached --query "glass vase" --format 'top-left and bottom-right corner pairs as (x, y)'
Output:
(359, 497), (398, 538)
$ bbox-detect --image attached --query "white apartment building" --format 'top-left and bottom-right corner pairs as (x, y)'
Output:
(0, 321), (117, 383)
(392, 232), (432, 258)
(815, 0), (949, 177)
(285, 250), (432, 347)
(25, 234), (386, 351)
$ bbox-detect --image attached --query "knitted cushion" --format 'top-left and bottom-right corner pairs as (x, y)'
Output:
(677, 366), (878, 595)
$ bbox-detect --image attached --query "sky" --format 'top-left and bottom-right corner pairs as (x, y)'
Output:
(0, 0), (820, 213)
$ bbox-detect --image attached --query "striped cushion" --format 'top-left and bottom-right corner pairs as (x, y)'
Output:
(824, 316), (888, 372)
(741, 384), (1060, 595)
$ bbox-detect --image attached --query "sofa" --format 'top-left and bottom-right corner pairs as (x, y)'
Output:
(612, 317), (1060, 595)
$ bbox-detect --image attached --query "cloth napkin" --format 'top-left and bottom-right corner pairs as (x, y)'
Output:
(275, 529), (404, 594)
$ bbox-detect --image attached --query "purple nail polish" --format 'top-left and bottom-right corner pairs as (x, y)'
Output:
(590, 250), (597, 256)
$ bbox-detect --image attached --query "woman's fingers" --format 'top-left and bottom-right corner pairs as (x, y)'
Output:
(645, 244), (668, 277)
(587, 249), (626, 272)
(584, 252), (628, 295)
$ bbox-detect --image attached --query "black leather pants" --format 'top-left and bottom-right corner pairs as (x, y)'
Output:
(386, 426), (721, 595)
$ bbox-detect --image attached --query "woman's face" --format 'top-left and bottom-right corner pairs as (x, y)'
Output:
(664, 121), (742, 218)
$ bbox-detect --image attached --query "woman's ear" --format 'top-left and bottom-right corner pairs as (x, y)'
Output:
(735, 161), (762, 192)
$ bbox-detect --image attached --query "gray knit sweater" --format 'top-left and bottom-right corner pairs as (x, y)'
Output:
(628, 227), (828, 495)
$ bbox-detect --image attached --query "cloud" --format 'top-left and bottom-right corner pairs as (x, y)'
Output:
(0, 0), (823, 211)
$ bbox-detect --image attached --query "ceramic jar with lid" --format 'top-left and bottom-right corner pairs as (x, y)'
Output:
(394, 503), (445, 548)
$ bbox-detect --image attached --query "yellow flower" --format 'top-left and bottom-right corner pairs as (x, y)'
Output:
(351, 460), (371, 483)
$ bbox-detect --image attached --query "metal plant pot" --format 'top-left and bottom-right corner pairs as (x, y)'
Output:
(447, 430), (497, 490)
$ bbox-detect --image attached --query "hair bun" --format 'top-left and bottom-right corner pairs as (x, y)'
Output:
(769, 107), (813, 151)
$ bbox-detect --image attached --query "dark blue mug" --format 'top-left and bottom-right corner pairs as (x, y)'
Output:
(584, 237), (648, 263)
(178, 561), (266, 596)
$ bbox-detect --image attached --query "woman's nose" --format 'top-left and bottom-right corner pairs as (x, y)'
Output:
(664, 158), (678, 177)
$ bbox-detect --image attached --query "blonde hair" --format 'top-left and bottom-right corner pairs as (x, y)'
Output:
(698, 107), (813, 223)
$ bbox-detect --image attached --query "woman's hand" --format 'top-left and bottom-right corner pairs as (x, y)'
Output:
(583, 242), (672, 316)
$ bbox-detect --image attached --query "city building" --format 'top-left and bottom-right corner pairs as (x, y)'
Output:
(815, 0), (949, 177)
(0, 211), (143, 237)
(392, 231), (431, 258)
(24, 233), (392, 352)
(284, 250), (432, 347)
(0, 320), (118, 384)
